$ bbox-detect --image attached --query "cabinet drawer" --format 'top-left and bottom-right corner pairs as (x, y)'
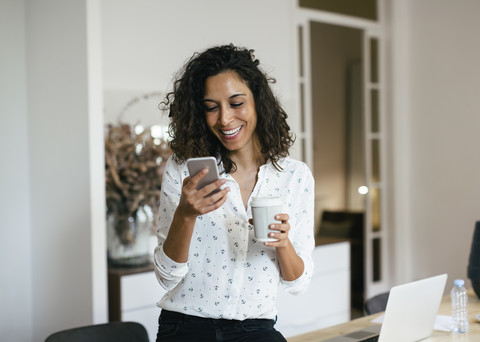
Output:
(276, 242), (351, 337)
(314, 241), (350, 274)
(121, 271), (166, 311)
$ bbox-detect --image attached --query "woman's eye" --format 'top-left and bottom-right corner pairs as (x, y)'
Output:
(231, 102), (244, 108)
(205, 106), (218, 112)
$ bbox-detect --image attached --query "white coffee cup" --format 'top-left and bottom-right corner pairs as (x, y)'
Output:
(251, 196), (283, 242)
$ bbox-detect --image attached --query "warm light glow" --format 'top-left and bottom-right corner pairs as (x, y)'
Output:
(150, 125), (163, 139)
(134, 125), (144, 135)
(358, 186), (369, 195)
(135, 143), (143, 154)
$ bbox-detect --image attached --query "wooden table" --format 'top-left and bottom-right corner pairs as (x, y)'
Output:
(288, 291), (480, 341)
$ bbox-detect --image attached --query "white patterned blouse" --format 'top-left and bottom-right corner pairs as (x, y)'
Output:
(154, 155), (315, 320)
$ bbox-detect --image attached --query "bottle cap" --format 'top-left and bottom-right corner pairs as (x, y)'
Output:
(454, 279), (465, 287)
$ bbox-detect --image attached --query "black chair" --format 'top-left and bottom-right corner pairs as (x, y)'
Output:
(468, 221), (480, 298)
(44, 321), (149, 342)
(364, 292), (389, 315)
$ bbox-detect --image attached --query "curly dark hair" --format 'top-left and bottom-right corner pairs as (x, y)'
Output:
(161, 44), (295, 173)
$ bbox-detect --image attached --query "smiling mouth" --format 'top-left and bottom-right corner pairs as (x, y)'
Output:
(221, 126), (242, 139)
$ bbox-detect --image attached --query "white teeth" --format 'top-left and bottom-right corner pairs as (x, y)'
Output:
(221, 126), (241, 136)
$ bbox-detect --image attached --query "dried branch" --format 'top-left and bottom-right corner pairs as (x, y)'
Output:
(105, 123), (172, 244)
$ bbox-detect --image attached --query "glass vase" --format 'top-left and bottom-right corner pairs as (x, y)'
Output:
(107, 207), (153, 267)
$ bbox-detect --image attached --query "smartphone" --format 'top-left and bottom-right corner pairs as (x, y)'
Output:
(186, 156), (221, 191)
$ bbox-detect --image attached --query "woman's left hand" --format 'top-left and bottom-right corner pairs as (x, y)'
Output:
(249, 214), (291, 248)
(265, 213), (291, 248)
(249, 214), (303, 280)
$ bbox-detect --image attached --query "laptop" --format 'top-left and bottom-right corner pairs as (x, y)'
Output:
(322, 273), (448, 342)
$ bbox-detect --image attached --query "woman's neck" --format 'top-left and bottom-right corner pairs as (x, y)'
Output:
(229, 151), (262, 209)
(228, 135), (265, 172)
(229, 149), (264, 173)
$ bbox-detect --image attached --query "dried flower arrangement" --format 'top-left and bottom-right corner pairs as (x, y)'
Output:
(105, 123), (172, 245)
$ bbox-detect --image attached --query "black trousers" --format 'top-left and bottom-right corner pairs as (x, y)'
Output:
(156, 310), (287, 342)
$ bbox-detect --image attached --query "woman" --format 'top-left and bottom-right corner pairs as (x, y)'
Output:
(154, 44), (315, 341)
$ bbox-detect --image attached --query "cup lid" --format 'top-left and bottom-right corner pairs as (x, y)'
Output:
(251, 196), (282, 206)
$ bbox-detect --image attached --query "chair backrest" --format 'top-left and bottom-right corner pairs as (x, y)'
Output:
(318, 210), (364, 239)
(468, 221), (480, 298)
(44, 321), (149, 342)
(364, 292), (390, 315)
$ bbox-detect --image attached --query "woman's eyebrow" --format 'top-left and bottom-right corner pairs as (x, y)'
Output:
(203, 93), (247, 102)
(229, 93), (246, 99)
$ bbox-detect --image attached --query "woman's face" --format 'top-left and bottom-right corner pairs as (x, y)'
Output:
(203, 71), (258, 155)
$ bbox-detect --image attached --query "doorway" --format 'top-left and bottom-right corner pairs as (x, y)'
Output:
(310, 22), (366, 317)
(310, 23), (364, 224)
(294, 3), (389, 319)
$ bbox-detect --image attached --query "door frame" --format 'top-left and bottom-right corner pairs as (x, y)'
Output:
(292, 1), (391, 299)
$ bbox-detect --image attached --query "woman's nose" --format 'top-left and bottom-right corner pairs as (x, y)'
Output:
(219, 107), (233, 126)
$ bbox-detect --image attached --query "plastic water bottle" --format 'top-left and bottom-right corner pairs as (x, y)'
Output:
(451, 279), (469, 333)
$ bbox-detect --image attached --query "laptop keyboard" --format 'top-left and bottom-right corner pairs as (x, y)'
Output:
(343, 330), (380, 342)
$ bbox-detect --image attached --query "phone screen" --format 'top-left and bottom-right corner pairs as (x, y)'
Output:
(186, 157), (220, 190)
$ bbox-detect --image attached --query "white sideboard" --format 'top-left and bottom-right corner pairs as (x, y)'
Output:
(108, 265), (165, 342)
(275, 240), (351, 337)
(108, 239), (350, 340)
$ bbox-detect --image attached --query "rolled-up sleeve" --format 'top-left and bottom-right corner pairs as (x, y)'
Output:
(279, 164), (315, 295)
(154, 244), (189, 291)
(153, 156), (189, 290)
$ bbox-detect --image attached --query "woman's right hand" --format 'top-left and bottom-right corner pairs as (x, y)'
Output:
(164, 168), (229, 263)
(177, 168), (230, 218)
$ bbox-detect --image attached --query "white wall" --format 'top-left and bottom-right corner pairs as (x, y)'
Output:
(1, 1), (107, 341)
(0, 1), (32, 341)
(101, 0), (300, 157)
(391, 0), (480, 285)
(408, 0), (480, 282)
(27, 0), (107, 340)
